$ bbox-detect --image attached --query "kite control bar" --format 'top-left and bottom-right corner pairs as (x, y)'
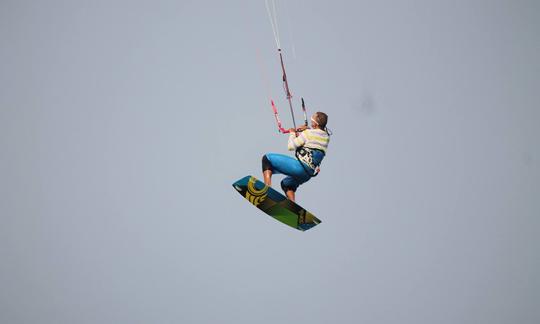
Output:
(271, 98), (309, 134)
(271, 99), (291, 134)
(301, 97), (308, 127)
(279, 50), (296, 130)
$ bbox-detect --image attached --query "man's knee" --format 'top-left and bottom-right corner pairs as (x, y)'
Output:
(262, 154), (272, 172)
(281, 179), (298, 193)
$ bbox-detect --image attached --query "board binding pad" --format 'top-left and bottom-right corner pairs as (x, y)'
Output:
(233, 175), (321, 231)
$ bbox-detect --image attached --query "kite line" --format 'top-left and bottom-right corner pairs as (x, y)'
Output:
(265, 0), (308, 134)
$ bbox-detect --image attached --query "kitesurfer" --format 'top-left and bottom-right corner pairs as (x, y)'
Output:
(261, 112), (330, 202)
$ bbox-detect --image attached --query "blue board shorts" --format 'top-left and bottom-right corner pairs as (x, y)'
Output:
(263, 153), (313, 192)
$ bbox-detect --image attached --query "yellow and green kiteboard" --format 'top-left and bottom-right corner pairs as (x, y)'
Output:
(232, 175), (321, 231)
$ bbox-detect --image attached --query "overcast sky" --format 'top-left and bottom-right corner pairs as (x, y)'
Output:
(1, 1), (539, 323)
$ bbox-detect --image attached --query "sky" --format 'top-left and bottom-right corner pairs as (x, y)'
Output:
(1, 1), (539, 323)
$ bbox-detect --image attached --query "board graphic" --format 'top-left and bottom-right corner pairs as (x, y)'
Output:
(232, 175), (321, 231)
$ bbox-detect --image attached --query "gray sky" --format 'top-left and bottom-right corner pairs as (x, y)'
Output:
(1, 1), (539, 323)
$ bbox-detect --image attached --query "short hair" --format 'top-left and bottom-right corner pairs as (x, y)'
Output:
(314, 112), (328, 129)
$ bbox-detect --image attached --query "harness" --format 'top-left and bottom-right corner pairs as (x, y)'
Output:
(295, 146), (325, 177)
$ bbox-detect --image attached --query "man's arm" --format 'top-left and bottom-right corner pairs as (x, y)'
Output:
(288, 130), (308, 151)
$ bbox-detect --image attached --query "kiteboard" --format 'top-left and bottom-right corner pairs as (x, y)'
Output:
(232, 175), (322, 231)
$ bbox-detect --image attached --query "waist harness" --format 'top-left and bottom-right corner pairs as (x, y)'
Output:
(295, 146), (325, 177)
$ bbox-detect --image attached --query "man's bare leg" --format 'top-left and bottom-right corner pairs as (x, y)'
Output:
(263, 170), (272, 186)
(286, 190), (295, 202)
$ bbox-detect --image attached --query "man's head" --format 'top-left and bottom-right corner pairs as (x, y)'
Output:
(311, 112), (328, 129)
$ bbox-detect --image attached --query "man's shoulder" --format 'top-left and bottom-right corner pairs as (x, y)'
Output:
(306, 128), (329, 137)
